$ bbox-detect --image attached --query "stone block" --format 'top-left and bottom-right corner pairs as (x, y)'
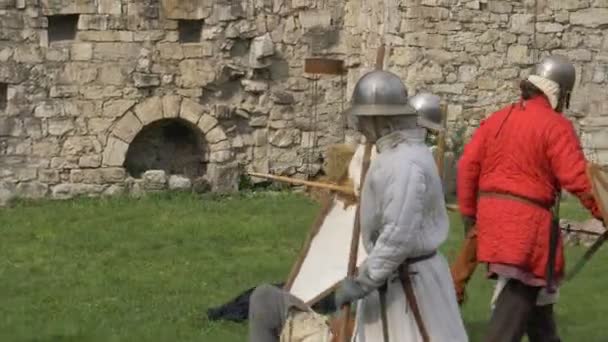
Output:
(93, 43), (140, 60)
(134, 97), (163, 126)
(510, 14), (534, 34)
(197, 114), (218, 133)
(549, 0), (591, 10)
(242, 80), (269, 93)
(79, 155), (102, 168)
(103, 184), (125, 196)
(168, 175), (192, 190)
(536, 22), (564, 33)
(33, 139), (61, 157)
(206, 126), (227, 144)
(61, 136), (102, 156)
(405, 32), (446, 49)
(113, 111), (143, 143)
(507, 45), (533, 65)
(133, 73), (160, 88)
(249, 33), (274, 68)
(15, 181), (48, 199)
(162, 95), (181, 119)
(71, 43), (93, 61)
(178, 60), (216, 88)
(206, 162), (240, 193)
(162, 0), (213, 20)
(143, 170), (167, 190)
(98, 0), (122, 14)
(271, 91), (295, 105)
(100, 167), (126, 183)
(51, 156), (79, 169)
(48, 118), (74, 136)
(183, 43), (214, 58)
(553, 49), (593, 62)
(42, 0), (96, 14)
(157, 43), (184, 60)
(59, 63), (98, 85)
(15, 168), (38, 182)
(87, 118), (113, 134)
(102, 136), (129, 166)
(0, 182), (15, 207)
(570, 9), (608, 28)
(269, 129), (300, 147)
(103, 100), (135, 118)
(180, 98), (204, 124)
(98, 65), (126, 85)
(51, 183), (104, 199)
(299, 10), (332, 30)
(39, 169), (60, 184)
(46, 47), (70, 62)
(405, 6), (450, 20)
(50, 86), (79, 98)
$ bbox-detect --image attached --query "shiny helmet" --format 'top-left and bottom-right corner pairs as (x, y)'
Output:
(409, 92), (444, 132)
(345, 70), (417, 117)
(530, 55), (576, 110)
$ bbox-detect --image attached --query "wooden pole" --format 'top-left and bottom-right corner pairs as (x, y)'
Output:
(339, 43), (387, 342)
(248, 172), (356, 196)
(435, 103), (448, 182)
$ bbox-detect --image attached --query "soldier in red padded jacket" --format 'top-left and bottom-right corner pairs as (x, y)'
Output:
(457, 55), (602, 342)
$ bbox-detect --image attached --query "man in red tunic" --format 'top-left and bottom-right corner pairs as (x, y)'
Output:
(457, 55), (603, 342)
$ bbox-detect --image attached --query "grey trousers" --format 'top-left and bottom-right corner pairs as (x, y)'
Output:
(484, 279), (561, 342)
(248, 284), (309, 342)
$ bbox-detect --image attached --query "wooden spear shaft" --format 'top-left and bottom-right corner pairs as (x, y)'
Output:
(248, 172), (356, 196)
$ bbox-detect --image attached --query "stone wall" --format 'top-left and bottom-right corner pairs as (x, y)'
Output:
(1, 0), (608, 203)
(346, 0), (608, 156)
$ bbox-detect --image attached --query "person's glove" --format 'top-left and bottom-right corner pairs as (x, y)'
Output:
(334, 278), (369, 308)
(462, 215), (476, 236)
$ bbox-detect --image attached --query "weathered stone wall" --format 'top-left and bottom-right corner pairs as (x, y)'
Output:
(0, 0), (352, 202)
(346, 0), (608, 156)
(1, 0), (608, 203)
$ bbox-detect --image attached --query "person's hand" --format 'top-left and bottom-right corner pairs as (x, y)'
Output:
(334, 278), (369, 308)
(462, 215), (476, 236)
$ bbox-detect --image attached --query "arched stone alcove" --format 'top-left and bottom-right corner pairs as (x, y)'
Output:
(102, 95), (230, 177)
(124, 118), (207, 178)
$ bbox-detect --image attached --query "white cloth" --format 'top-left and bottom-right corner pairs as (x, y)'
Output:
(352, 129), (468, 342)
(527, 75), (560, 110)
(490, 277), (559, 310)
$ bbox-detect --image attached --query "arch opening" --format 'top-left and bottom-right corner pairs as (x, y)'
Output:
(124, 118), (207, 179)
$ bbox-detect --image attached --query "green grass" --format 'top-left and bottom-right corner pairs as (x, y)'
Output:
(0, 192), (606, 341)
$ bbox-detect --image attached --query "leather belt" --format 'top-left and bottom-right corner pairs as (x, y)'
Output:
(406, 251), (437, 264)
(479, 191), (552, 211)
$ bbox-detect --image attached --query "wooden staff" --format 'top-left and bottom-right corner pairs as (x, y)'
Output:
(435, 103), (448, 182)
(339, 43), (387, 342)
(340, 143), (373, 341)
(248, 172), (356, 196)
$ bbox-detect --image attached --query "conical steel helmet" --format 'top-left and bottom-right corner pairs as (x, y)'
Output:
(345, 70), (417, 117)
(531, 55), (576, 93)
(409, 92), (444, 132)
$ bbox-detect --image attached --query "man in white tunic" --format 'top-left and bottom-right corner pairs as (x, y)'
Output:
(334, 71), (468, 342)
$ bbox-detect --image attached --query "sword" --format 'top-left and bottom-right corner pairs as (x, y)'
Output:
(545, 192), (561, 294)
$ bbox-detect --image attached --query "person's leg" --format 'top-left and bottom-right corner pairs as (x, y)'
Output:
(526, 304), (561, 342)
(248, 284), (308, 342)
(483, 279), (540, 342)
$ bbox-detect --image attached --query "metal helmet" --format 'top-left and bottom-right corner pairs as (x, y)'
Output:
(409, 92), (444, 132)
(531, 55), (576, 93)
(345, 70), (416, 117)
(531, 55), (575, 110)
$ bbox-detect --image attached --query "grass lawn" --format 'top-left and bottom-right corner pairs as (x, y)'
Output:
(1, 192), (607, 341)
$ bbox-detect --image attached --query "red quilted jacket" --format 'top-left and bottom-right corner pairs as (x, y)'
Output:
(457, 96), (601, 280)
